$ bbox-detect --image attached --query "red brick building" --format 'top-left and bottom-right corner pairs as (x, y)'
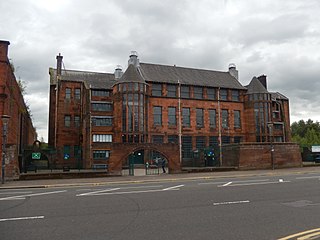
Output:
(0, 40), (37, 180)
(48, 52), (301, 174)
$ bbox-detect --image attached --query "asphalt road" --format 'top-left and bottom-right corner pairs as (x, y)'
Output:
(1, 172), (320, 240)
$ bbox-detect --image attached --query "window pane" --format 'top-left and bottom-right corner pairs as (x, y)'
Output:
(75, 88), (81, 100)
(181, 86), (190, 98)
(220, 89), (227, 100)
(222, 109), (229, 128)
(92, 116), (113, 126)
(74, 116), (80, 127)
(153, 106), (162, 125)
(194, 87), (203, 99)
(167, 85), (177, 97)
(92, 89), (110, 97)
(168, 135), (178, 144)
(91, 103), (112, 111)
(209, 109), (216, 128)
(207, 88), (216, 100)
(234, 110), (241, 128)
(196, 108), (204, 127)
(152, 83), (162, 96)
(168, 107), (176, 126)
(152, 135), (164, 143)
(182, 108), (190, 127)
(92, 134), (112, 142)
(196, 136), (205, 150)
(64, 115), (71, 127)
(93, 150), (110, 160)
(232, 90), (239, 101)
(182, 136), (192, 158)
(65, 88), (71, 99)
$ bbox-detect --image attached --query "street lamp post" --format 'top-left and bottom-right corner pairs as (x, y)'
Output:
(1, 115), (10, 184)
(268, 122), (274, 170)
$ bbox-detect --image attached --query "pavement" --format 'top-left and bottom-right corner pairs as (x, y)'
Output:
(0, 166), (319, 190)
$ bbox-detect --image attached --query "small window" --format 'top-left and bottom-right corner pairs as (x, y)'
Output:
(93, 150), (110, 160)
(65, 88), (71, 99)
(168, 135), (178, 144)
(220, 89), (228, 101)
(182, 108), (190, 127)
(92, 89), (110, 97)
(167, 85), (177, 97)
(92, 116), (113, 126)
(152, 135), (164, 143)
(232, 90), (239, 101)
(168, 107), (176, 126)
(91, 102), (112, 111)
(209, 109), (216, 128)
(181, 86), (190, 98)
(74, 115), (80, 127)
(75, 88), (81, 100)
(234, 110), (241, 128)
(153, 106), (162, 126)
(152, 84), (162, 96)
(92, 134), (112, 142)
(63, 145), (71, 159)
(64, 115), (71, 127)
(207, 88), (216, 100)
(194, 87), (203, 99)
(222, 109), (229, 128)
(196, 108), (204, 127)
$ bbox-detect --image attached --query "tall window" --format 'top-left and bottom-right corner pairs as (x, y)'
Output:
(182, 136), (192, 158)
(92, 102), (112, 111)
(74, 115), (80, 127)
(167, 85), (177, 97)
(93, 150), (110, 160)
(74, 145), (81, 159)
(209, 109), (216, 128)
(153, 106), (162, 126)
(234, 110), (241, 128)
(152, 135), (164, 143)
(168, 135), (178, 144)
(181, 86), (190, 98)
(196, 136), (205, 151)
(152, 83), (162, 96)
(92, 134), (112, 142)
(168, 107), (176, 126)
(207, 88), (216, 100)
(194, 87), (203, 99)
(222, 109), (229, 128)
(196, 108), (204, 127)
(232, 90), (239, 101)
(182, 108), (190, 127)
(64, 115), (71, 127)
(65, 88), (71, 99)
(75, 88), (81, 100)
(220, 89), (228, 100)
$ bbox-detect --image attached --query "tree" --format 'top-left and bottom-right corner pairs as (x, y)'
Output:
(291, 119), (320, 148)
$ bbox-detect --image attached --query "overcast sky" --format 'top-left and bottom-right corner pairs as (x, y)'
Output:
(1, 0), (320, 142)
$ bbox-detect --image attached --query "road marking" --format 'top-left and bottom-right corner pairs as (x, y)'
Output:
(76, 188), (120, 196)
(0, 190), (67, 201)
(0, 216), (44, 222)
(222, 182), (232, 187)
(298, 231), (320, 240)
(218, 181), (290, 187)
(213, 200), (250, 206)
(278, 228), (320, 240)
(199, 179), (270, 186)
(296, 176), (320, 180)
(163, 185), (184, 191)
(0, 191), (32, 195)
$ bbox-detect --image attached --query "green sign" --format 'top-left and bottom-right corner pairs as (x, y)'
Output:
(32, 152), (41, 160)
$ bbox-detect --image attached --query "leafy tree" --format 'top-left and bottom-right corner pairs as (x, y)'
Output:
(291, 119), (320, 148)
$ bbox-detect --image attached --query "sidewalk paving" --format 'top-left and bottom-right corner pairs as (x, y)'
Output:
(0, 166), (319, 190)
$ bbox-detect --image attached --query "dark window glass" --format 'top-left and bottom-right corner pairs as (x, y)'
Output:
(182, 108), (190, 127)
(74, 115), (80, 127)
(152, 135), (164, 143)
(64, 115), (71, 127)
(167, 85), (177, 97)
(221, 136), (230, 144)
(194, 87), (203, 99)
(92, 116), (113, 126)
(220, 89), (228, 100)
(168, 135), (178, 144)
(234, 110), (241, 128)
(63, 145), (71, 159)
(74, 145), (81, 159)
(209, 136), (218, 146)
(207, 88), (216, 100)
(232, 90), (239, 101)
(234, 136), (242, 143)
(93, 150), (110, 160)
(153, 106), (162, 126)
(168, 107), (176, 126)
(65, 88), (71, 99)
(182, 136), (192, 158)
(196, 136), (205, 150)
(222, 109), (229, 128)
(181, 86), (190, 98)
(209, 109), (216, 128)
(92, 89), (110, 97)
(196, 108), (204, 127)
(152, 84), (162, 96)
(91, 103), (112, 111)
(75, 88), (81, 100)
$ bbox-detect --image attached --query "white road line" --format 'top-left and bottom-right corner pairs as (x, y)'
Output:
(0, 190), (67, 201)
(162, 185), (184, 191)
(198, 181), (231, 185)
(222, 182), (232, 187)
(76, 188), (120, 196)
(0, 191), (32, 195)
(296, 176), (320, 180)
(0, 216), (44, 222)
(218, 181), (290, 187)
(199, 179), (270, 186)
(213, 200), (250, 206)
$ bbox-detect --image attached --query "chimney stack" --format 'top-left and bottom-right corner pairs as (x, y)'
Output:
(114, 65), (123, 79)
(228, 63), (238, 80)
(56, 53), (63, 76)
(0, 40), (10, 62)
(128, 51), (139, 67)
(257, 75), (267, 89)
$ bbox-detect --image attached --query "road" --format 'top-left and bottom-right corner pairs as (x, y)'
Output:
(0, 171), (320, 240)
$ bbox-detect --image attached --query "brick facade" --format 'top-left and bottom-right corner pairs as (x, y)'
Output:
(0, 40), (37, 180)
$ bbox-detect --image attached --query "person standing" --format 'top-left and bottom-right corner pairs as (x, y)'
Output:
(161, 158), (166, 173)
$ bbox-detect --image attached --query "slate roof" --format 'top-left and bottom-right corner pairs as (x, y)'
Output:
(138, 63), (246, 90)
(49, 68), (116, 89)
(246, 77), (269, 94)
(116, 64), (145, 84)
(271, 92), (288, 100)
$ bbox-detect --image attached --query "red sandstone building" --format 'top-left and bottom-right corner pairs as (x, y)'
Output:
(0, 40), (37, 180)
(48, 52), (301, 174)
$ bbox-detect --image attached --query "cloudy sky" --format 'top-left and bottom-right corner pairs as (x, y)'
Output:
(1, 0), (320, 142)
